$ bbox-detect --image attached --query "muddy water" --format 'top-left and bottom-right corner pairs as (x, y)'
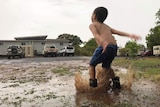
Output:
(75, 65), (133, 106)
(0, 60), (160, 107)
(75, 65), (160, 107)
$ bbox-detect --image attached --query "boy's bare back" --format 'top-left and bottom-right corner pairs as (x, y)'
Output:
(90, 22), (117, 46)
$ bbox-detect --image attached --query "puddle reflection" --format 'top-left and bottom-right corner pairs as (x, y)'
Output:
(75, 90), (121, 106)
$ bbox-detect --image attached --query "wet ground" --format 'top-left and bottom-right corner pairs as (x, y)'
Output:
(0, 57), (160, 107)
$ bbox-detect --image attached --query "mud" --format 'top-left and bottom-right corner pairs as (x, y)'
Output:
(0, 59), (160, 107)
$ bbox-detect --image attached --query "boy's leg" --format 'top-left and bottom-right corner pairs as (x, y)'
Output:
(89, 65), (96, 79)
(108, 68), (115, 79)
(112, 76), (121, 89)
(108, 68), (121, 89)
(102, 45), (121, 89)
(89, 46), (103, 87)
(89, 65), (97, 87)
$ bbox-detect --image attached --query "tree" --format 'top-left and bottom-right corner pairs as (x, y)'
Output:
(57, 33), (83, 46)
(80, 38), (97, 56)
(118, 48), (129, 57)
(146, 25), (160, 50)
(146, 9), (160, 50)
(125, 40), (139, 57)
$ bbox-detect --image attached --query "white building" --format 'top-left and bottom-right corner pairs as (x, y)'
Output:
(0, 35), (69, 57)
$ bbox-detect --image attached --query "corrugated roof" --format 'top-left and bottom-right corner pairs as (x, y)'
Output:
(14, 35), (47, 40)
(0, 39), (69, 43)
(46, 39), (69, 42)
(0, 35), (69, 43)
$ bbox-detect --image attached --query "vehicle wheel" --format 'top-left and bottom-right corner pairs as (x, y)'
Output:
(19, 56), (22, 58)
(43, 54), (47, 57)
(8, 56), (10, 59)
(63, 53), (65, 56)
(63, 53), (66, 56)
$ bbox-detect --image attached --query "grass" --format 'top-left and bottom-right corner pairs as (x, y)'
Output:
(43, 92), (57, 100)
(51, 67), (74, 76)
(112, 57), (160, 82)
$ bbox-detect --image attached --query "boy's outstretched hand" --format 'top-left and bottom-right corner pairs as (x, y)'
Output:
(130, 34), (142, 41)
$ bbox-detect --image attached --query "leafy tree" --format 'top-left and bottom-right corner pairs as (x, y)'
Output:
(118, 48), (129, 57)
(74, 45), (81, 56)
(81, 38), (97, 56)
(125, 40), (139, 57)
(146, 8), (160, 50)
(138, 44), (145, 50)
(146, 25), (160, 50)
(57, 33), (83, 46)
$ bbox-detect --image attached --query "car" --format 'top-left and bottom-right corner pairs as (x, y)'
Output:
(7, 45), (25, 59)
(42, 44), (58, 57)
(59, 46), (75, 56)
(140, 50), (153, 57)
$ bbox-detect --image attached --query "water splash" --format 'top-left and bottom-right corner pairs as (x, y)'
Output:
(75, 64), (135, 93)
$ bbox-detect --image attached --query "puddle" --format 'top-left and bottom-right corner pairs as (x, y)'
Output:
(0, 60), (160, 107)
(75, 65), (160, 107)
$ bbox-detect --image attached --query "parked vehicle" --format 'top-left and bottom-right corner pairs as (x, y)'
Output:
(153, 45), (160, 56)
(59, 46), (75, 56)
(42, 44), (58, 57)
(7, 45), (25, 59)
(140, 50), (153, 57)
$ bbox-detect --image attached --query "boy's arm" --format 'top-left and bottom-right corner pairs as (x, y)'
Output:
(111, 28), (141, 40)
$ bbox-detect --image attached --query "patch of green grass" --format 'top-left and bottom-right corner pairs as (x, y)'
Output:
(113, 57), (160, 81)
(51, 68), (73, 76)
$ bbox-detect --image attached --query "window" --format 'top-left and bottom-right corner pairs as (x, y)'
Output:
(41, 42), (45, 45)
(60, 42), (63, 46)
(0, 42), (3, 46)
(21, 42), (25, 45)
(154, 47), (159, 50)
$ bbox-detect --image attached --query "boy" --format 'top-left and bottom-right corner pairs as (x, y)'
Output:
(89, 7), (141, 88)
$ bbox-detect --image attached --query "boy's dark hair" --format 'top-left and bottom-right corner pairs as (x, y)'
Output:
(93, 7), (108, 23)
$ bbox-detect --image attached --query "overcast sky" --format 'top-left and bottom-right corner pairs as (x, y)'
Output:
(0, 0), (159, 47)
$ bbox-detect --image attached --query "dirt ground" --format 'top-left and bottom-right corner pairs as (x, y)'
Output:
(0, 58), (160, 107)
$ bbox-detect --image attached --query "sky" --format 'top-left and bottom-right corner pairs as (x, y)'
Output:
(0, 0), (159, 47)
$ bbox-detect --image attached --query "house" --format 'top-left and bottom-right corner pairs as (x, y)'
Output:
(0, 35), (69, 57)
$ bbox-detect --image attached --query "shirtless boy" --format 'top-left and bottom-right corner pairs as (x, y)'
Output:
(89, 7), (141, 88)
